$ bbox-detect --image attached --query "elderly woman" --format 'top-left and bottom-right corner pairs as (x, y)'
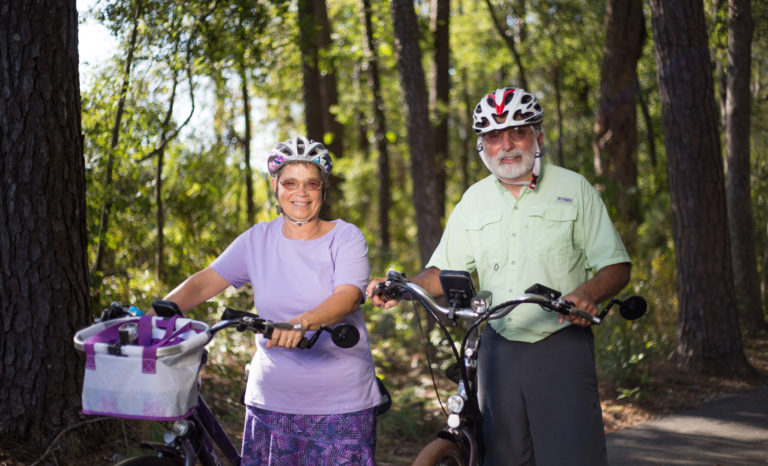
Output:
(164, 137), (381, 465)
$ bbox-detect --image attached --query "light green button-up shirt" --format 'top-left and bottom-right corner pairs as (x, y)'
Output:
(426, 161), (631, 343)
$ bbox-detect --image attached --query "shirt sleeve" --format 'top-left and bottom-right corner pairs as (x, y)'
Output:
(210, 229), (253, 288)
(331, 224), (370, 295)
(579, 183), (631, 271)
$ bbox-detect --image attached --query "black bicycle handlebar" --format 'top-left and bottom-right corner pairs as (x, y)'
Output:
(98, 302), (360, 349)
(373, 270), (647, 325)
(213, 307), (360, 349)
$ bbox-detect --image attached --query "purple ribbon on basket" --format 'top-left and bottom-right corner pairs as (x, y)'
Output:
(139, 315), (193, 374)
(83, 315), (196, 372)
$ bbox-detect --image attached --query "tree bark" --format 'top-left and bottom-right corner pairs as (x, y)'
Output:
(649, 0), (753, 377)
(360, 0), (392, 252)
(552, 60), (565, 167)
(431, 0), (450, 222)
(763, 221), (768, 310)
(725, 0), (766, 334)
(390, 0), (443, 266)
(0, 0), (92, 450)
(240, 65), (255, 227)
(637, 87), (658, 168)
(298, 0), (343, 218)
(593, 0), (645, 249)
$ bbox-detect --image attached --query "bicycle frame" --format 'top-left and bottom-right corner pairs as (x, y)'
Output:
(384, 273), (496, 466)
(126, 346), (241, 466)
(112, 306), (361, 466)
(138, 387), (242, 466)
(414, 301), (489, 465)
(377, 270), (647, 466)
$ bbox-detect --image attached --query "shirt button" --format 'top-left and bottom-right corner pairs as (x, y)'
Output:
(510, 260), (516, 265)
(494, 264), (499, 271)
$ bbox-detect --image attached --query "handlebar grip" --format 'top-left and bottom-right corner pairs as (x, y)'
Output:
(272, 322), (303, 331)
(570, 309), (602, 324)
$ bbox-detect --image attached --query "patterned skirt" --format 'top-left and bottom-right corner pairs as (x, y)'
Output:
(241, 405), (377, 465)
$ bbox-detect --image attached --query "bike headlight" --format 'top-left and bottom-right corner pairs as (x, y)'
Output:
(172, 419), (190, 436)
(446, 395), (465, 414)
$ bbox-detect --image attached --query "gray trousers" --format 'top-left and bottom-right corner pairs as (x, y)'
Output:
(478, 324), (607, 466)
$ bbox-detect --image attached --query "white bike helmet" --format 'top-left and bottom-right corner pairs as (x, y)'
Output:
(473, 87), (544, 189)
(267, 137), (333, 179)
(472, 87), (543, 134)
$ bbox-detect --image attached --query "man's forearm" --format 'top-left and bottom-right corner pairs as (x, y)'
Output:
(573, 262), (631, 304)
(410, 267), (444, 299)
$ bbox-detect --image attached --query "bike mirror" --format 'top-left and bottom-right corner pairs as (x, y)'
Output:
(330, 324), (360, 348)
(619, 296), (647, 320)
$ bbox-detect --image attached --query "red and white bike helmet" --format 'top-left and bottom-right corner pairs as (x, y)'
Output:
(472, 87), (543, 134)
(473, 87), (544, 189)
(267, 137), (333, 179)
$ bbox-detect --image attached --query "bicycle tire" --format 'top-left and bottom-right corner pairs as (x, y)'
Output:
(412, 438), (467, 466)
(114, 455), (180, 466)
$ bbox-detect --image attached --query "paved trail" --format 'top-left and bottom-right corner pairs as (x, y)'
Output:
(606, 386), (768, 465)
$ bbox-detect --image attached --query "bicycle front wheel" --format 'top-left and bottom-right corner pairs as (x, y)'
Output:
(114, 455), (180, 466)
(412, 438), (467, 466)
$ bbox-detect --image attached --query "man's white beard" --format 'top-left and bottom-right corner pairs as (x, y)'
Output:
(489, 147), (535, 183)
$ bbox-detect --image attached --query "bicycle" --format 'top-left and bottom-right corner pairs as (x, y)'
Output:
(77, 300), (360, 466)
(373, 269), (647, 466)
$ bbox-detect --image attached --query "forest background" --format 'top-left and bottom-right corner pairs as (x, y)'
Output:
(1, 0), (768, 464)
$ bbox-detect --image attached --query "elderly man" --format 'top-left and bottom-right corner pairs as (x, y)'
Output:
(369, 87), (631, 465)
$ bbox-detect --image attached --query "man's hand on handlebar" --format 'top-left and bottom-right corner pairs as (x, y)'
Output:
(560, 290), (599, 327)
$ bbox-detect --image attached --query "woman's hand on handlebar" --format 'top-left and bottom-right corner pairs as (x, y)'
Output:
(266, 316), (308, 349)
(560, 290), (599, 327)
(366, 277), (400, 309)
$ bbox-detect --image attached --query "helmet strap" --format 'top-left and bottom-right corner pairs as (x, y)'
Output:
(276, 204), (316, 227)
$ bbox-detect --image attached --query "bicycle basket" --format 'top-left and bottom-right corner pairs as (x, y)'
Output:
(74, 315), (210, 421)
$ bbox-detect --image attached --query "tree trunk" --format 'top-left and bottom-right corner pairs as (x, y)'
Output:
(431, 0), (450, 222)
(484, 0), (529, 90)
(649, 0), (753, 377)
(552, 60), (565, 167)
(360, 0), (392, 252)
(725, 0), (766, 334)
(240, 65), (255, 227)
(154, 63), (181, 283)
(0, 0), (92, 451)
(92, 0), (142, 279)
(637, 87), (658, 168)
(298, 0), (325, 142)
(297, 0), (343, 218)
(390, 0), (443, 266)
(593, 0), (645, 250)
(459, 67), (474, 193)
(763, 221), (768, 310)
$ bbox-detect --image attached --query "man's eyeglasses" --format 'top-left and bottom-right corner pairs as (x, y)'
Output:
(483, 126), (534, 144)
(279, 178), (324, 192)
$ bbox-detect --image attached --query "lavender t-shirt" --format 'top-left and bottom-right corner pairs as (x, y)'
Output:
(210, 217), (381, 415)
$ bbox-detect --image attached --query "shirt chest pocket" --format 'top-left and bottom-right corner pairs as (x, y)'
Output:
(526, 204), (577, 263)
(464, 210), (508, 270)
